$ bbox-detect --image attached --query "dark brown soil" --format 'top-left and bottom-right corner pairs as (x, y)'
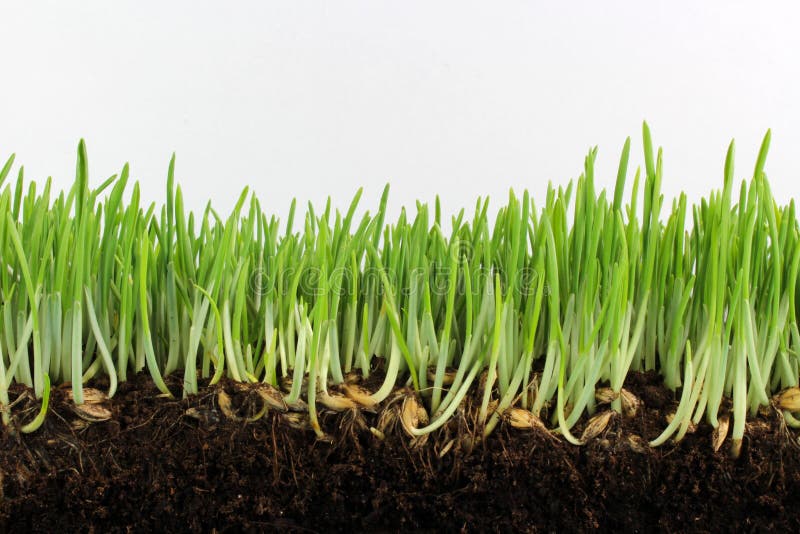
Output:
(1, 371), (799, 533)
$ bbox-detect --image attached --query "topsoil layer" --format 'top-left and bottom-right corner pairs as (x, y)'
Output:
(1, 371), (799, 533)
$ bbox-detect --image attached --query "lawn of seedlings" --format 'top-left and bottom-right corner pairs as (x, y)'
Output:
(1, 124), (799, 456)
(2, 124), (800, 530)
(0, 124), (800, 532)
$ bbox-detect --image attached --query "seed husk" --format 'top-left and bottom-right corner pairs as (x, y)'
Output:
(580, 410), (615, 443)
(282, 412), (311, 430)
(343, 372), (362, 384)
(342, 383), (378, 408)
(253, 383), (288, 412)
(595, 387), (619, 404)
(426, 367), (457, 386)
(71, 419), (90, 430)
(507, 408), (548, 431)
(317, 390), (358, 412)
(185, 406), (220, 426)
(620, 389), (641, 418)
(438, 438), (455, 458)
(375, 405), (397, 433)
(217, 390), (266, 422)
(665, 412), (697, 434)
(417, 401), (430, 425)
(400, 394), (428, 436)
(68, 388), (108, 405)
(73, 403), (112, 422)
(774, 387), (800, 412)
(627, 434), (648, 454)
(285, 397), (308, 412)
(217, 391), (239, 421)
(712, 414), (730, 453)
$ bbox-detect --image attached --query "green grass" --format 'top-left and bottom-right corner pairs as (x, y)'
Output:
(0, 122), (798, 456)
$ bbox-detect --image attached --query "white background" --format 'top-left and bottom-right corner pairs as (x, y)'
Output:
(0, 1), (797, 226)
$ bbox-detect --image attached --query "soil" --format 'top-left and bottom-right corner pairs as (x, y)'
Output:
(1, 371), (799, 533)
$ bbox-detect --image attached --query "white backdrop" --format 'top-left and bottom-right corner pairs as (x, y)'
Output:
(0, 1), (797, 226)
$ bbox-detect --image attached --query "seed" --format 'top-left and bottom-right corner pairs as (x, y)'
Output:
(712, 414), (729, 453)
(774, 387), (800, 412)
(342, 383), (377, 408)
(620, 389), (641, 418)
(317, 390), (358, 412)
(184, 407), (220, 426)
(461, 435), (477, 454)
(217, 391), (239, 421)
(253, 383), (288, 412)
(343, 372), (362, 384)
(595, 387), (618, 404)
(580, 410), (614, 443)
(68, 388), (108, 405)
(507, 408), (548, 431)
(627, 435), (648, 454)
(282, 412), (311, 430)
(375, 405), (397, 433)
(438, 438), (455, 458)
(508, 408), (535, 429)
(416, 399), (429, 425)
(71, 419), (90, 430)
(427, 367), (457, 386)
(73, 403), (112, 422)
(400, 394), (428, 436)
(285, 397), (308, 412)
(666, 412), (696, 434)
(215, 390), (267, 422)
